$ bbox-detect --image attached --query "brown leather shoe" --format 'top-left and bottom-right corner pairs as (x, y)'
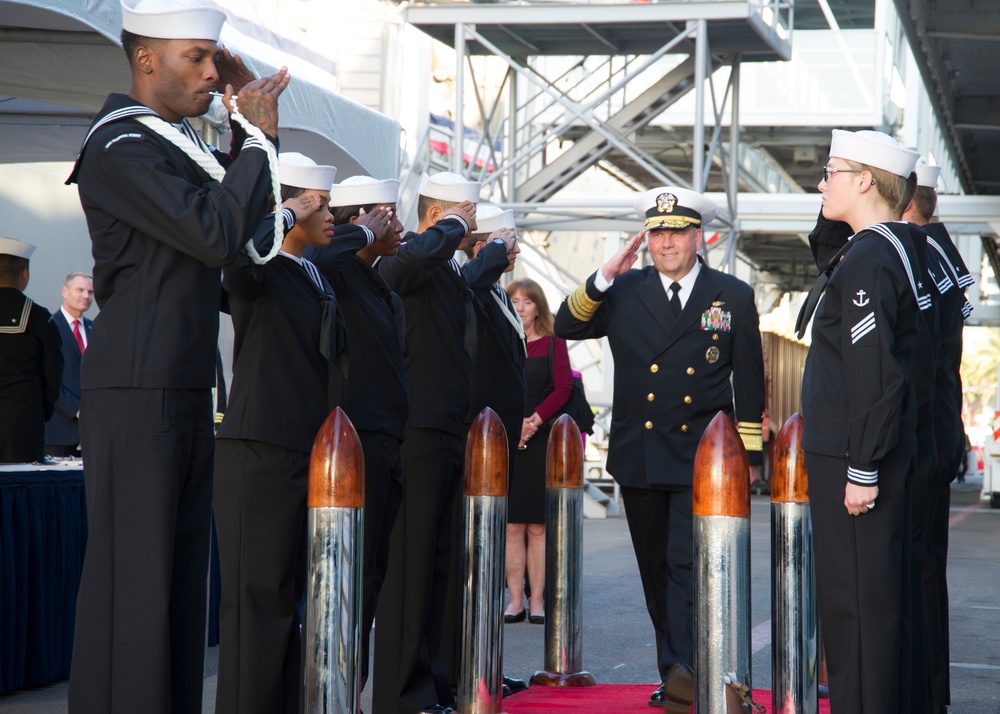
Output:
(660, 664), (694, 713)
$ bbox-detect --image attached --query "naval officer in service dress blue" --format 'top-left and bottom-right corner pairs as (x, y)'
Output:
(555, 186), (764, 711)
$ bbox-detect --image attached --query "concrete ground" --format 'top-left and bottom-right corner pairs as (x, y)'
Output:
(2, 475), (997, 713)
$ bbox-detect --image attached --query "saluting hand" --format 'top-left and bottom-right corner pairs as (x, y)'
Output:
(356, 206), (393, 241)
(600, 230), (644, 283)
(215, 49), (255, 96)
(223, 66), (291, 139)
(282, 193), (323, 223)
(443, 200), (478, 233)
(489, 227), (517, 254)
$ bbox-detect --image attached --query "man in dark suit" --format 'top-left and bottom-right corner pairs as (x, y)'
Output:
(45, 272), (94, 457)
(373, 172), (481, 714)
(0, 238), (64, 464)
(555, 187), (764, 710)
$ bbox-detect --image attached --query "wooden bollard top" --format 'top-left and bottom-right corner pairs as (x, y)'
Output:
(546, 414), (583, 489)
(771, 413), (808, 503)
(464, 407), (509, 497)
(692, 411), (750, 517)
(308, 407), (365, 508)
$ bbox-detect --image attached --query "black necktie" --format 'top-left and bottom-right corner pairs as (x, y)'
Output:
(668, 282), (682, 318)
(794, 238), (855, 339)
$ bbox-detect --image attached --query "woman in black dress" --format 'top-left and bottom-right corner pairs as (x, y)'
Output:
(504, 278), (573, 624)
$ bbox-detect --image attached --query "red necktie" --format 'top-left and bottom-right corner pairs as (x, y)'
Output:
(73, 319), (86, 354)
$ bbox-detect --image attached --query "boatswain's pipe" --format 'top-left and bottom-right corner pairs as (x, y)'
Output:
(457, 408), (508, 714)
(530, 415), (597, 687)
(693, 411), (752, 713)
(303, 407), (365, 714)
(771, 413), (818, 714)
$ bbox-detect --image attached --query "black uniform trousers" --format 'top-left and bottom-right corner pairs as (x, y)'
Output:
(619, 484), (694, 682)
(69, 388), (213, 714)
(373, 427), (466, 714)
(908, 451), (937, 714)
(807, 451), (913, 714)
(213, 438), (309, 714)
(358, 429), (404, 688)
(926, 445), (962, 713)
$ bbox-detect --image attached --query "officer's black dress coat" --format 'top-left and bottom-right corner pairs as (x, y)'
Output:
(373, 215), (479, 714)
(554, 259), (764, 681)
(305, 226), (408, 688)
(801, 220), (926, 714)
(45, 311), (92, 452)
(67, 93), (276, 714)
(0, 289), (63, 463)
(555, 260), (765, 486)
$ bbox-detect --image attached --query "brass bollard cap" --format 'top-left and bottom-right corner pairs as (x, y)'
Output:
(771, 413), (808, 504)
(546, 414), (583, 489)
(692, 411), (750, 517)
(464, 407), (509, 497)
(308, 407), (365, 508)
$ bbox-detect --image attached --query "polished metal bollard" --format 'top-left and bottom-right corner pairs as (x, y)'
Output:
(771, 413), (818, 714)
(303, 407), (365, 714)
(693, 411), (752, 714)
(457, 408), (508, 714)
(530, 415), (597, 687)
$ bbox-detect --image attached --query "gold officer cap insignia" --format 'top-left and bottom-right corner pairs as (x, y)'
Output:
(656, 192), (678, 214)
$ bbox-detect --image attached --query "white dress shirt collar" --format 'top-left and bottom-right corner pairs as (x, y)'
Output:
(658, 259), (702, 309)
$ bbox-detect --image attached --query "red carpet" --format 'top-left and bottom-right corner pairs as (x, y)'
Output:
(504, 684), (832, 713)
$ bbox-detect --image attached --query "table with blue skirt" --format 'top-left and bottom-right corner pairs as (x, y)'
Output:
(0, 461), (222, 694)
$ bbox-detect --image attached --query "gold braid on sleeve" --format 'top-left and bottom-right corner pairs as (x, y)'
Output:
(737, 421), (763, 453)
(567, 282), (602, 322)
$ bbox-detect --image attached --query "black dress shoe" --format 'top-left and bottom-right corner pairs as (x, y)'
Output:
(503, 675), (528, 695)
(648, 684), (666, 707)
(528, 613), (545, 625)
(504, 608), (526, 623)
(657, 664), (695, 713)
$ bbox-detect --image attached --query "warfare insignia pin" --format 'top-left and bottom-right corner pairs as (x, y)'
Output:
(705, 346), (720, 364)
(711, 301), (725, 307)
(656, 192), (678, 214)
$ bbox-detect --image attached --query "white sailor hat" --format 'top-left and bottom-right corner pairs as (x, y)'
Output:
(417, 172), (481, 204)
(121, 0), (226, 41)
(278, 152), (337, 192)
(329, 176), (399, 207)
(829, 130), (921, 178)
(634, 186), (717, 231)
(0, 237), (35, 260)
(475, 205), (515, 234)
(915, 157), (942, 188)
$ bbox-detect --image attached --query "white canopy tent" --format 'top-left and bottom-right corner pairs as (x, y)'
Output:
(0, 0), (400, 178)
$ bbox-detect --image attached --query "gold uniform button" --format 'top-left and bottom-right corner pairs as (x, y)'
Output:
(680, 424), (689, 432)
(712, 333), (719, 341)
(686, 367), (695, 375)
(683, 396), (692, 404)
(650, 364), (659, 374)
(647, 393), (655, 402)
(645, 421), (653, 430)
